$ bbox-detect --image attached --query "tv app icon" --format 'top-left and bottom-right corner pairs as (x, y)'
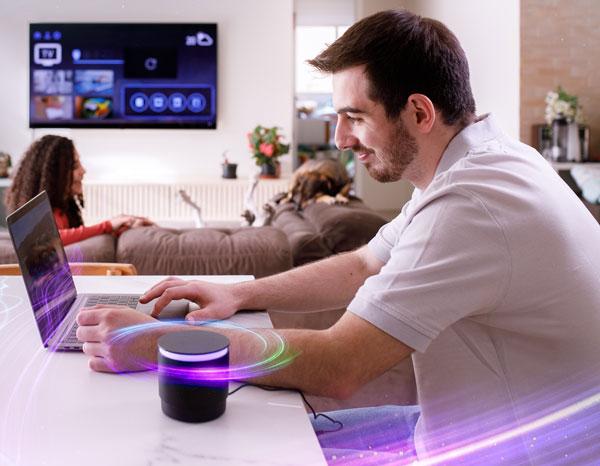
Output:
(33, 43), (62, 67)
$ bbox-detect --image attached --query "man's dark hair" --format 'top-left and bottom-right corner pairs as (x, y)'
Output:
(308, 9), (476, 127)
(5, 134), (85, 227)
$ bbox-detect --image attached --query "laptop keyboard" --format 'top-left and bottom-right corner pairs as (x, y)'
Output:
(85, 295), (142, 308)
(64, 295), (141, 345)
(65, 324), (80, 344)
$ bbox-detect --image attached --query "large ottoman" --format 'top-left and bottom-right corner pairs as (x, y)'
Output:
(116, 226), (293, 278)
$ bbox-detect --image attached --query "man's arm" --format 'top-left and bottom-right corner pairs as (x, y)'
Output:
(76, 306), (413, 399)
(232, 244), (385, 312)
(233, 311), (414, 399)
(144, 244), (385, 321)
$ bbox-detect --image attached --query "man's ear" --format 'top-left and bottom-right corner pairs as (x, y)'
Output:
(406, 94), (436, 133)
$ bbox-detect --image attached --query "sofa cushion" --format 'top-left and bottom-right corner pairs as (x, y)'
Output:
(268, 204), (331, 266)
(0, 230), (116, 265)
(64, 234), (117, 263)
(270, 199), (387, 265)
(116, 226), (292, 277)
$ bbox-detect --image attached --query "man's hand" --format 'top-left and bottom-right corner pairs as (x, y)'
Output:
(76, 305), (167, 373)
(140, 277), (241, 321)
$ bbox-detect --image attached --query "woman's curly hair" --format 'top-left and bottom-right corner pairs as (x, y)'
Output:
(5, 135), (85, 227)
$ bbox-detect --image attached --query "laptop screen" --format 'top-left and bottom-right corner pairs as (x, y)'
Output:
(7, 191), (77, 346)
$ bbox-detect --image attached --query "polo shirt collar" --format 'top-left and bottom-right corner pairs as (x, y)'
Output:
(434, 113), (504, 177)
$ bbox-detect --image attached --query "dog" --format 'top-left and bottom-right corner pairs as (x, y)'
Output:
(280, 159), (352, 210)
(182, 159), (353, 228)
(242, 159), (353, 226)
(177, 189), (206, 227)
(241, 168), (276, 227)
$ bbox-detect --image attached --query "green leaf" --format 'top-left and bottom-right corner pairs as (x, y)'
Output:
(557, 85), (579, 108)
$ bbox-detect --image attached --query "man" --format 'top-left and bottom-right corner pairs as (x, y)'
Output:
(77, 10), (600, 464)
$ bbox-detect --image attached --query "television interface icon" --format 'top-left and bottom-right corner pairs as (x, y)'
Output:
(122, 85), (213, 119)
(33, 43), (62, 67)
(187, 93), (206, 113)
(124, 48), (176, 79)
(75, 97), (113, 120)
(33, 70), (73, 94)
(145, 57), (158, 71)
(150, 93), (168, 112)
(74, 70), (114, 95)
(129, 93), (149, 113)
(168, 93), (186, 113)
(33, 95), (73, 120)
(185, 31), (214, 47)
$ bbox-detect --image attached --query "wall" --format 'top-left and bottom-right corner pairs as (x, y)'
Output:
(520, 0), (600, 158)
(295, 0), (354, 25)
(414, 0), (520, 137)
(353, 0), (520, 212)
(0, 0), (294, 183)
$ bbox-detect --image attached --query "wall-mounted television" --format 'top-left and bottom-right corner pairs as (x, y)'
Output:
(29, 23), (217, 129)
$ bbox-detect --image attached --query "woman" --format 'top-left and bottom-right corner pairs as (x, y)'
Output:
(5, 135), (154, 246)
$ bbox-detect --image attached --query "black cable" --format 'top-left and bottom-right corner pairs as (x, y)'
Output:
(228, 382), (343, 433)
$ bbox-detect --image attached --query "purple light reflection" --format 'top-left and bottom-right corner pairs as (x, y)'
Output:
(104, 320), (299, 381)
(30, 262), (76, 346)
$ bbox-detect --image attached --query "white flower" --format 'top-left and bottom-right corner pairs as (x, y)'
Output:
(545, 91), (558, 106)
(544, 88), (584, 125)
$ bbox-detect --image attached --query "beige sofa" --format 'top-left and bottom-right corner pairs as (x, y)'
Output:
(0, 198), (386, 277)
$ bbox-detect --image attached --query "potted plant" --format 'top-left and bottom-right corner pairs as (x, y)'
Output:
(248, 125), (290, 178)
(0, 152), (12, 178)
(221, 150), (237, 179)
(544, 86), (586, 162)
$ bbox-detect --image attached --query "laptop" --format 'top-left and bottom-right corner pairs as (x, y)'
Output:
(7, 190), (189, 351)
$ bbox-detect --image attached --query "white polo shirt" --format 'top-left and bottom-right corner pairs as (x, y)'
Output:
(348, 114), (600, 464)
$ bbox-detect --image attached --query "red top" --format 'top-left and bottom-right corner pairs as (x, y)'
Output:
(53, 209), (113, 246)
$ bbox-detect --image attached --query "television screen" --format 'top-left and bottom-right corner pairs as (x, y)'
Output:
(29, 23), (217, 129)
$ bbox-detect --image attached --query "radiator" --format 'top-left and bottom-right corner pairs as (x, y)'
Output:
(81, 178), (290, 225)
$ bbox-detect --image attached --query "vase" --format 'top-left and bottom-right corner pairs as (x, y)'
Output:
(579, 125), (590, 161)
(221, 163), (237, 179)
(566, 123), (581, 162)
(259, 163), (279, 178)
(551, 114), (569, 162)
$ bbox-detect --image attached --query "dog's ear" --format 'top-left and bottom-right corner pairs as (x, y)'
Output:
(319, 174), (335, 195)
(339, 183), (352, 197)
(299, 173), (323, 208)
(271, 192), (288, 204)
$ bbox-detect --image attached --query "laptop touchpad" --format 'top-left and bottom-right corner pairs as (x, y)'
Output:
(138, 298), (191, 320)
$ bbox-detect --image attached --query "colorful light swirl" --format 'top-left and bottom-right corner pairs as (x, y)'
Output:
(1, 271), (599, 464)
(102, 319), (300, 381)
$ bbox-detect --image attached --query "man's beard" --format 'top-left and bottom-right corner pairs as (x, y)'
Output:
(354, 120), (418, 183)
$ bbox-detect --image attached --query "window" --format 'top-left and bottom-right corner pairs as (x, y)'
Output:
(295, 26), (349, 94)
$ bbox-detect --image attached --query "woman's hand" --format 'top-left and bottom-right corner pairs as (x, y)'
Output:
(140, 277), (241, 322)
(76, 305), (173, 373)
(130, 216), (156, 228)
(108, 214), (135, 231)
(109, 214), (156, 232)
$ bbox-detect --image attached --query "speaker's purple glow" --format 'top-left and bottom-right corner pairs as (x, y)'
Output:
(104, 319), (299, 381)
(158, 346), (229, 362)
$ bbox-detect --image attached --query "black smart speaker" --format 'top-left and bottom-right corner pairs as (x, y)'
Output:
(158, 330), (230, 422)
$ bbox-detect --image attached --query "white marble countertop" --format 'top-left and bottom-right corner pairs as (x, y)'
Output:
(0, 275), (326, 466)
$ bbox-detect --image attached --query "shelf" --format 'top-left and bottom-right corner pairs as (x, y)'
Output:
(547, 160), (599, 172)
